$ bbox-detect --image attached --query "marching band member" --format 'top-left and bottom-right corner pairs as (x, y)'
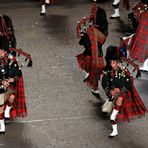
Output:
(102, 45), (147, 137)
(0, 14), (32, 134)
(76, 1), (108, 94)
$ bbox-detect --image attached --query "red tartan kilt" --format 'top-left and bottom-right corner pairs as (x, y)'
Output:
(76, 53), (91, 73)
(130, 12), (148, 62)
(10, 77), (27, 119)
(97, 56), (105, 75)
(76, 53), (105, 74)
(116, 89), (147, 122)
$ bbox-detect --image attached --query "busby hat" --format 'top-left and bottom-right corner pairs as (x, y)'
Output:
(105, 45), (119, 62)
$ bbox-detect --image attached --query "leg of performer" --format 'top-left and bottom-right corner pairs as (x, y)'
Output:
(4, 94), (15, 119)
(91, 88), (99, 94)
(109, 95), (123, 137)
(0, 111), (5, 134)
(40, 0), (46, 16)
(0, 94), (5, 134)
(109, 106), (120, 137)
(140, 58), (148, 71)
(45, 0), (50, 4)
(110, 0), (120, 19)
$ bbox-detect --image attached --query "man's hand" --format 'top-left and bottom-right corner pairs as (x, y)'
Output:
(2, 80), (9, 87)
(111, 87), (120, 96)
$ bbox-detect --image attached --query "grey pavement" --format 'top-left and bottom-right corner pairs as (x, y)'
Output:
(0, 0), (148, 148)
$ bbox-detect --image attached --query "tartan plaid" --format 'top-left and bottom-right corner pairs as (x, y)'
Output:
(84, 27), (105, 90)
(130, 12), (148, 63)
(116, 84), (147, 122)
(91, 1), (97, 24)
(132, 2), (147, 22)
(76, 27), (105, 90)
(76, 53), (105, 74)
(76, 54), (91, 73)
(40, 0), (62, 5)
(10, 76), (27, 119)
(119, 35), (134, 52)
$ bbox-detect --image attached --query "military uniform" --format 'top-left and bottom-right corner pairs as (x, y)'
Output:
(0, 50), (28, 134)
(0, 14), (32, 134)
(102, 60), (147, 137)
(102, 66), (132, 98)
(76, 2), (108, 92)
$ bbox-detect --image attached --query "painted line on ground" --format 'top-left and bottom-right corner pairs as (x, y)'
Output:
(12, 115), (97, 124)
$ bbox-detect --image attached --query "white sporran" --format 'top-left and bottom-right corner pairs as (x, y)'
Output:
(101, 99), (114, 113)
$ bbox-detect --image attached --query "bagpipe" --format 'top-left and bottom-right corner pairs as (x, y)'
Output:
(9, 47), (32, 67)
(0, 47), (32, 82)
(120, 57), (141, 78)
(76, 0), (106, 46)
(0, 58), (21, 82)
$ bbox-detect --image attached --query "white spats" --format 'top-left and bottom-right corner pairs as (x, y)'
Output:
(109, 109), (119, 137)
(111, 8), (120, 18)
(4, 105), (12, 118)
(91, 89), (99, 94)
(110, 109), (119, 121)
(113, 0), (120, 5)
(109, 124), (118, 137)
(0, 119), (5, 133)
(45, 0), (50, 4)
(140, 58), (148, 71)
(40, 5), (46, 15)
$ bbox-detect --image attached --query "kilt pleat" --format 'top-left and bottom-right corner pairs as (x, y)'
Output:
(10, 76), (27, 119)
(130, 12), (148, 63)
(76, 53), (91, 73)
(116, 85), (147, 122)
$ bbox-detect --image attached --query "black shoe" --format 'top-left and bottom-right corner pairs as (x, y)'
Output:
(4, 117), (10, 121)
(110, 16), (120, 19)
(40, 13), (46, 16)
(46, 3), (50, 6)
(108, 135), (118, 138)
(91, 91), (101, 99)
(0, 132), (5, 135)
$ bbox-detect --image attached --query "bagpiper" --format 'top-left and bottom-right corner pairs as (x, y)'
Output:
(76, 0), (108, 95)
(102, 45), (147, 137)
(0, 14), (32, 134)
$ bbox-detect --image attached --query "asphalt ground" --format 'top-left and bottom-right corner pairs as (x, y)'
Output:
(0, 0), (148, 148)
